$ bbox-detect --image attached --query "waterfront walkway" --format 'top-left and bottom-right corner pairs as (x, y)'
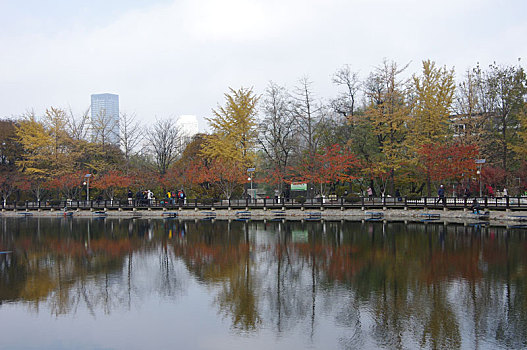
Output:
(2, 196), (526, 212)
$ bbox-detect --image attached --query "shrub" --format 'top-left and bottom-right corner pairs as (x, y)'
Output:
(295, 196), (306, 204)
(201, 198), (215, 206)
(345, 193), (362, 203)
(406, 193), (421, 201)
(335, 185), (348, 197)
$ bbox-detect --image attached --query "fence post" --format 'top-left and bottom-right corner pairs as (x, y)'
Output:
(484, 197), (488, 209)
(424, 197), (427, 209)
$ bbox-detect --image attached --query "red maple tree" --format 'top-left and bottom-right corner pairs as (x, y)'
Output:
(418, 142), (479, 185)
(289, 144), (361, 195)
(93, 170), (132, 200)
(45, 171), (86, 200)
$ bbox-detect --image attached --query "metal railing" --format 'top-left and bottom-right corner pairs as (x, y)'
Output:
(1, 196), (526, 211)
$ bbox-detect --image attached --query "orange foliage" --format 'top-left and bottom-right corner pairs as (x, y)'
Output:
(418, 142), (478, 183)
(290, 144), (362, 184)
(93, 170), (132, 200)
(45, 171), (85, 199)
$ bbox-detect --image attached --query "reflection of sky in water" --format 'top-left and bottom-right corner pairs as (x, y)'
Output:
(0, 218), (525, 349)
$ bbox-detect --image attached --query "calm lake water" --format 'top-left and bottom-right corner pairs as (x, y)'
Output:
(0, 217), (526, 350)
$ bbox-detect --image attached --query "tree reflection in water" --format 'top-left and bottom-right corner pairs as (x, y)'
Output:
(0, 217), (526, 349)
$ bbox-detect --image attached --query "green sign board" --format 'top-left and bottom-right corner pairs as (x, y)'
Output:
(291, 183), (307, 191)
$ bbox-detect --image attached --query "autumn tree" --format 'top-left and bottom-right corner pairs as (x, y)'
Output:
(183, 157), (245, 199)
(418, 142), (478, 190)
(43, 107), (76, 174)
(411, 60), (455, 145)
(0, 171), (28, 205)
(92, 170), (131, 201)
(410, 60), (456, 195)
(16, 113), (54, 179)
(202, 87), (259, 168)
(290, 144), (361, 196)
(363, 59), (411, 195)
(45, 171), (84, 200)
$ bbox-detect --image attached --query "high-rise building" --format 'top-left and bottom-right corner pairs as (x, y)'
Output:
(91, 93), (119, 145)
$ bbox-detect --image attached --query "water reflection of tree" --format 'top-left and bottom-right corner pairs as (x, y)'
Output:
(0, 218), (172, 316)
(2, 218), (527, 348)
(173, 220), (261, 330)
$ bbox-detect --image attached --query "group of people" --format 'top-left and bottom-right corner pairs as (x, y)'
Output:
(126, 189), (186, 206)
(129, 189), (155, 205)
(165, 189), (186, 205)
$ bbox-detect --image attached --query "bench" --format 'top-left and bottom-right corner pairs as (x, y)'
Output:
(305, 212), (322, 221)
(365, 212), (384, 221)
(94, 211), (107, 218)
(508, 224), (527, 229)
(421, 213), (440, 221)
(508, 215), (527, 222)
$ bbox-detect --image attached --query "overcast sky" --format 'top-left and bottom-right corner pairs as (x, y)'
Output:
(1, 0), (526, 131)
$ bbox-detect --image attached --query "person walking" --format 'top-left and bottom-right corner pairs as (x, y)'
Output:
(128, 189), (133, 205)
(436, 184), (445, 205)
(367, 187), (373, 201)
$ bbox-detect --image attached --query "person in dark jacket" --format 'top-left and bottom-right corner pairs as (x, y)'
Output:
(436, 184), (445, 205)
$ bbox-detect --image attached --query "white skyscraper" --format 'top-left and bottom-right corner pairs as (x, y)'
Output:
(91, 93), (119, 145)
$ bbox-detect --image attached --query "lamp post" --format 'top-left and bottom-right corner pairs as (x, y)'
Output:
(475, 159), (485, 197)
(247, 168), (255, 201)
(84, 174), (92, 201)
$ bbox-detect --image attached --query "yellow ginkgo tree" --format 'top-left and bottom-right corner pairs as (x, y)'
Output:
(201, 87), (259, 170)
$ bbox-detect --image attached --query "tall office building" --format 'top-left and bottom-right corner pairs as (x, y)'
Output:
(91, 93), (119, 145)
